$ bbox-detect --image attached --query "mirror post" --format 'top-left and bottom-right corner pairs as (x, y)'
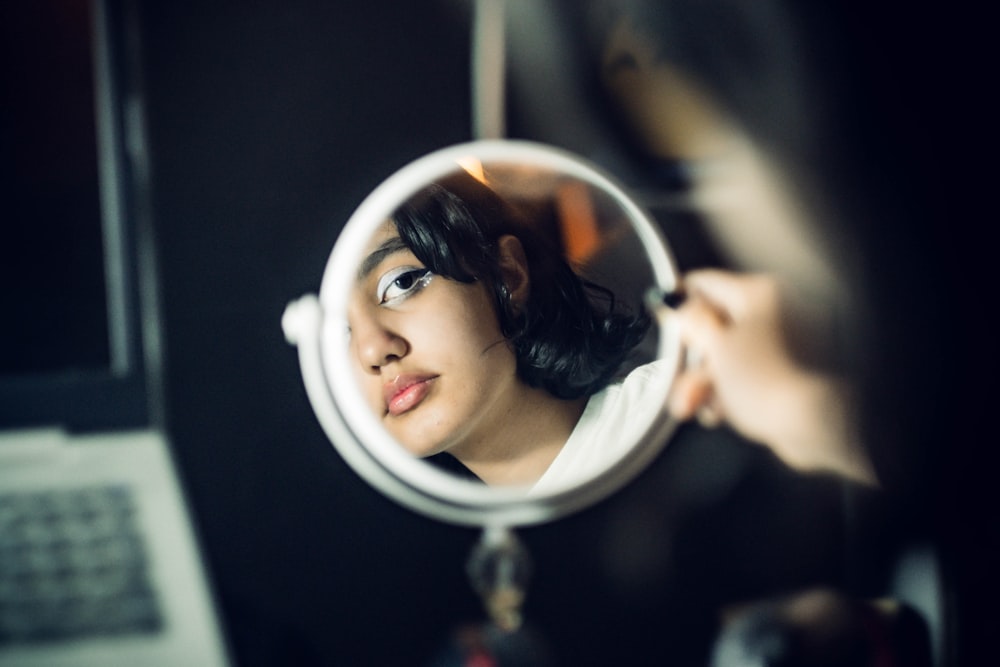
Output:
(472, 0), (506, 140)
(466, 526), (532, 632)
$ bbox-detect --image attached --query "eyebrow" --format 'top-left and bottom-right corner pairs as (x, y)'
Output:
(357, 236), (410, 281)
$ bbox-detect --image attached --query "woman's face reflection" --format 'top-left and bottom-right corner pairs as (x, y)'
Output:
(342, 170), (662, 490)
(348, 221), (526, 463)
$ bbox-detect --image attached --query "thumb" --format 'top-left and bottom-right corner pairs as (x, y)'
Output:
(683, 269), (770, 321)
(668, 369), (714, 420)
(674, 292), (728, 351)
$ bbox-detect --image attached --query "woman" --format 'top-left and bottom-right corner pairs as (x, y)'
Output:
(348, 169), (662, 492)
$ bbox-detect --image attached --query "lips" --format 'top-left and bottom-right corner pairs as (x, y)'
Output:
(383, 374), (437, 417)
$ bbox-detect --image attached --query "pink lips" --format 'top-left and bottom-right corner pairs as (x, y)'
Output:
(383, 374), (436, 417)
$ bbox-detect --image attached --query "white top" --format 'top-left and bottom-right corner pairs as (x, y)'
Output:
(529, 359), (672, 496)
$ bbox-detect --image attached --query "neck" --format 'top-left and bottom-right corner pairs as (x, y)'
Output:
(451, 387), (587, 487)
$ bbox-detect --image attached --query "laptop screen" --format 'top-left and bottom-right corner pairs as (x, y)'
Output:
(0, 0), (152, 433)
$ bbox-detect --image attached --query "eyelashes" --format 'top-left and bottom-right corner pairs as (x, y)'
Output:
(376, 266), (433, 306)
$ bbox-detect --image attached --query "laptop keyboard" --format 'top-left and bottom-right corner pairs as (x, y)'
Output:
(0, 485), (164, 645)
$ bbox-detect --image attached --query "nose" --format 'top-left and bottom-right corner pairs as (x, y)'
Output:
(349, 308), (408, 374)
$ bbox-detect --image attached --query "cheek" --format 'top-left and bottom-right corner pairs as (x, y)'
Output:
(454, 288), (506, 348)
(420, 285), (506, 354)
(351, 364), (383, 413)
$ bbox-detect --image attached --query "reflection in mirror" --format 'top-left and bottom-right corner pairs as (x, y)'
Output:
(345, 160), (673, 495)
(285, 142), (682, 627)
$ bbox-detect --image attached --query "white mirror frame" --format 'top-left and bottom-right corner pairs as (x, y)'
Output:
(283, 140), (682, 528)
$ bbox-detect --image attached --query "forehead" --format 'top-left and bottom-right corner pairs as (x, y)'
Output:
(369, 220), (396, 245)
(357, 220), (413, 282)
(361, 220), (399, 257)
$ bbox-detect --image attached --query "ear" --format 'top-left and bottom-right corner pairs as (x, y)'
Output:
(496, 234), (530, 309)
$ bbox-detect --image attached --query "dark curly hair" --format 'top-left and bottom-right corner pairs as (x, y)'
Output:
(391, 170), (650, 400)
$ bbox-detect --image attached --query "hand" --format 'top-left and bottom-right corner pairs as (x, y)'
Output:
(668, 269), (876, 485)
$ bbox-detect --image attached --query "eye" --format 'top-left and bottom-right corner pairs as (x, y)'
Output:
(376, 266), (432, 306)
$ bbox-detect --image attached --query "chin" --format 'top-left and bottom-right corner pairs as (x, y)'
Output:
(388, 429), (447, 459)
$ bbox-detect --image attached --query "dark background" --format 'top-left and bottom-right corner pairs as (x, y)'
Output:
(20, 0), (987, 665)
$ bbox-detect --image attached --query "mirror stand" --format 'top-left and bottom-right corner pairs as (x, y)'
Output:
(466, 526), (533, 632)
(283, 140), (683, 637)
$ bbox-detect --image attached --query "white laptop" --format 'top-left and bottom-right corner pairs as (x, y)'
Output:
(0, 1), (230, 665)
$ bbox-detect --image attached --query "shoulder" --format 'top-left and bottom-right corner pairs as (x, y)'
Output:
(529, 360), (674, 495)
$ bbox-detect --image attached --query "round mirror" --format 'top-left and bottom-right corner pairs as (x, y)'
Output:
(284, 140), (682, 527)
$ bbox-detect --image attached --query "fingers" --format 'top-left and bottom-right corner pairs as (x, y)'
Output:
(682, 269), (777, 322)
(695, 400), (723, 429)
(668, 278), (731, 425)
(668, 368), (725, 427)
(668, 268), (775, 430)
(675, 294), (728, 350)
(668, 369), (712, 419)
